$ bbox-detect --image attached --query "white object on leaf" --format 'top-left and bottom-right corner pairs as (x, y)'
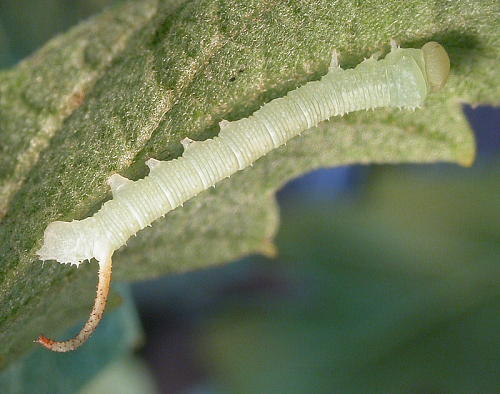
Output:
(36, 42), (450, 351)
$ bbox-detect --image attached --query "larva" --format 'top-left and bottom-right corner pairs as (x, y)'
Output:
(36, 41), (450, 351)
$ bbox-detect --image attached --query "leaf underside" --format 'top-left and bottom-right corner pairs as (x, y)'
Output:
(0, 0), (498, 367)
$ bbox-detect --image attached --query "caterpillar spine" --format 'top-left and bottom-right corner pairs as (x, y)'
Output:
(36, 42), (450, 351)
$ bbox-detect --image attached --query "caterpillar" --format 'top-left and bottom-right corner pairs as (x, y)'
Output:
(36, 41), (450, 351)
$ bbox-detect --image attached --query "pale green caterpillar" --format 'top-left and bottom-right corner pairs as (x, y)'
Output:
(36, 41), (450, 351)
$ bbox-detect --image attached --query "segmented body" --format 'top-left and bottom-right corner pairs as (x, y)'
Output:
(37, 46), (433, 265)
(36, 42), (450, 351)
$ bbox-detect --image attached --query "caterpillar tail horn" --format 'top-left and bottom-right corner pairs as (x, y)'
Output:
(36, 256), (113, 352)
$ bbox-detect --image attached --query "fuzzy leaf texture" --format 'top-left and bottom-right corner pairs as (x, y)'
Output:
(0, 0), (498, 367)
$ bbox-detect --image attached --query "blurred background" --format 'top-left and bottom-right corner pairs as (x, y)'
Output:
(1, 1), (499, 393)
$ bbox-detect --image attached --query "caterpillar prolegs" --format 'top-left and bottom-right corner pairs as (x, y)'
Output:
(36, 41), (450, 351)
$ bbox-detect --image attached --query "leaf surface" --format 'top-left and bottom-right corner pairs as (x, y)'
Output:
(0, 0), (498, 367)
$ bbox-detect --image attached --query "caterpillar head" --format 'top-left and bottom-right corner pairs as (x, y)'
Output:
(37, 218), (101, 266)
(421, 41), (450, 92)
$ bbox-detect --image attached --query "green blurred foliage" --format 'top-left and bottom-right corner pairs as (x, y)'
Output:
(200, 166), (500, 394)
(0, 284), (148, 394)
(80, 356), (157, 394)
(0, 0), (118, 68)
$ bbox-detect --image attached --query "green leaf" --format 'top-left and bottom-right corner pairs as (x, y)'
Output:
(0, 0), (498, 368)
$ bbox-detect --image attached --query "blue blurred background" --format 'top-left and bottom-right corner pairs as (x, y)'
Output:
(1, 1), (499, 393)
